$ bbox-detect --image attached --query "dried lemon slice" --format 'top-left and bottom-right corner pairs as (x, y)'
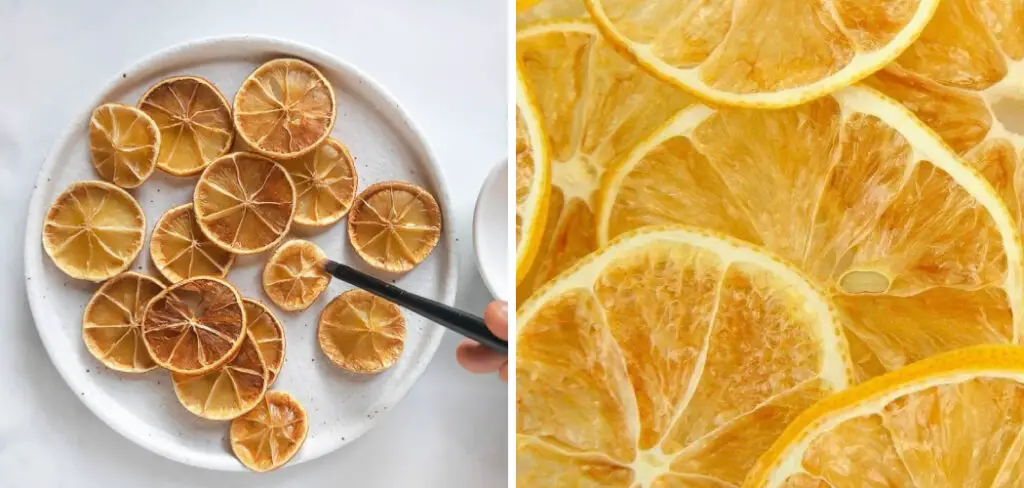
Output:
(42, 180), (146, 282)
(82, 272), (164, 373)
(233, 58), (336, 159)
(171, 333), (267, 420)
(150, 204), (234, 283)
(278, 137), (358, 227)
(318, 289), (406, 374)
(138, 76), (234, 176)
(243, 299), (285, 385)
(193, 152), (296, 254)
(89, 103), (160, 188)
(347, 181), (442, 273)
(262, 240), (330, 312)
(141, 276), (246, 375)
(230, 390), (308, 472)
(515, 68), (550, 286)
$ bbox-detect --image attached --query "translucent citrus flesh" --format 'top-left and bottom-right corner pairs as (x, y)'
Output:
(318, 289), (406, 374)
(747, 346), (1024, 488)
(277, 137), (357, 227)
(171, 333), (267, 420)
(42, 181), (146, 282)
(516, 227), (851, 487)
(585, 0), (939, 107)
(233, 58), (336, 158)
(193, 152), (296, 254)
(262, 240), (330, 312)
(599, 86), (1022, 382)
(138, 76), (234, 176)
(347, 181), (442, 273)
(243, 299), (285, 386)
(150, 204), (234, 283)
(89, 103), (159, 188)
(82, 272), (164, 373)
(230, 390), (308, 472)
(515, 22), (695, 304)
(141, 276), (246, 374)
(516, 70), (550, 285)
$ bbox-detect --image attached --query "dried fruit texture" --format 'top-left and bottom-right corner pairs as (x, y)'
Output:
(262, 240), (330, 312)
(138, 76), (233, 176)
(318, 290), (406, 374)
(347, 181), (442, 273)
(243, 299), (285, 385)
(747, 346), (1024, 488)
(150, 204), (234, 283)
(82, 272), (164, 373)
(278, 137), (358, 227)
(230, 391), (308, 472)
(516, 69), (550, 284)
(586, 0), (939, 107)
(599, 86), (1024, 382)
(171, 333), (267, 420)
(517, 0), (588, 24)
(42, 180), (146, 282)
(89, 103), (159, 188)
(516, 227), (852, 487)
(515, 21), (695, 305)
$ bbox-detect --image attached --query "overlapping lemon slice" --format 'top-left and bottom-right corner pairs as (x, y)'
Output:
(747, 345), (1024, 488)
(82, 272), (164, 373)
(347, 181), (442, 273)
(171, 333), (267, 420)
(89, 103), (160, 188)
(515, 68), (550, 285)
(517, 226), (852, 487)
(138, 76), (234, 176)
(262, 240), (330, 312)
(243, 299), (285, 385)
(230, 390), (308, 472)
(278, 137), (358, 227)
(598, 85), (1024, 382)
(42, 180), (146, 282)
(150, 204), (234, 283)
(318, 290), (406, 374)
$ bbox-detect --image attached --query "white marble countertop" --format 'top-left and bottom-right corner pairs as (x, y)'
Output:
(0, 1), (508, 486)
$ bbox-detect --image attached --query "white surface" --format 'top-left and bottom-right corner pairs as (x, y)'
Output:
(25, 36), (458, 471)
(0, 0), (507, 486)
(474, 160), (509, 301)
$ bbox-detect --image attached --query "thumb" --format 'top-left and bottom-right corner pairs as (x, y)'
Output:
(483, 301), (508, 340)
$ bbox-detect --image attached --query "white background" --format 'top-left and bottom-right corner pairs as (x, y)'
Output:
(0, 0), (508, 486)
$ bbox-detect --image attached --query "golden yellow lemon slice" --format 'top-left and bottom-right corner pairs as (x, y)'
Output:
(318, 289), (406, 374)
(233, 58), (336, 159)
(82, 272), (164, 373)
(243, 299), (285, 385)
(171, 333), (267, 420)
(89, 103), (160, 188)
(193, 152), (296, 254)
(262, 240), (330, 312)
(517, 0), (587, 24)
(141, 276), (246, 375)
(278, 137), (358, 227)
(517, 226), (852, 487)
(515, 67), (550, 285)
(42, 180), (146, 282)
(150, 204), (234, 283)
(347, 181), (442, 273)
(138, 76), (234, 176)
(230, 390), (308, 472)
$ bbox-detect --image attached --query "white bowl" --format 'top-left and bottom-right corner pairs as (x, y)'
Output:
(473, 160), (509, 301)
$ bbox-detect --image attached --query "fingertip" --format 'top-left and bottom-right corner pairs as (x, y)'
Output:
(484, 301), (509, 340)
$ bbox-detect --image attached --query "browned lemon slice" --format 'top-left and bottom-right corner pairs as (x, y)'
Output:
(243, 299), (285, 385)
(278, 137), (358, 227)
(347, 181), (442, 273)
(318, 289), (406, 374)
(193, 152), (296, 254)
(262, 240), (330, 312)
(89, 103), (160, 188)
(233, 58), (336, 159)
(42, 180), (146, 282)
(138, 76), (234, 176)
(150, 204), (234, 283)
(171, 333), (267, 420)
(141, 276), (246, 375)
(82, 272), (165, 373)
(230, 390), (308, 472)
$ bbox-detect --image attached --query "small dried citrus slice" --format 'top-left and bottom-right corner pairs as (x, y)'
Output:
(230, 390), (308, 472)
(347, 181), (442, 273)
(82, 272), (165, 373)
(515, 68), (550, 285)
(89, 103), (160, 188)
(42, 180), (146, 282)
(138, 76), (234, 176)
(243, 299), (285, 385)
(171, 333), (267, 420)
(141, 276), (246, 375)
(233, 58), (336, 159)
(318, 289), (406, 374)
(262, 240), (330, 311)
(278, 137), (358, 227)
(150, 204), (234, 283)
(193, 152), (296, 254)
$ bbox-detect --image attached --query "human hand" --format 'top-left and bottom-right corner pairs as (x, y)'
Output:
(456, 300), (508, 381)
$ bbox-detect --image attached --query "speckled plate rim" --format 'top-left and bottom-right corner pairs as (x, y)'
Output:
(23, 35), (458, 471)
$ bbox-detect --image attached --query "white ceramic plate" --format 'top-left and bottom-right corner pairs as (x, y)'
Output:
(473, 160), (509, 301)
(23, 36), (457, 471)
